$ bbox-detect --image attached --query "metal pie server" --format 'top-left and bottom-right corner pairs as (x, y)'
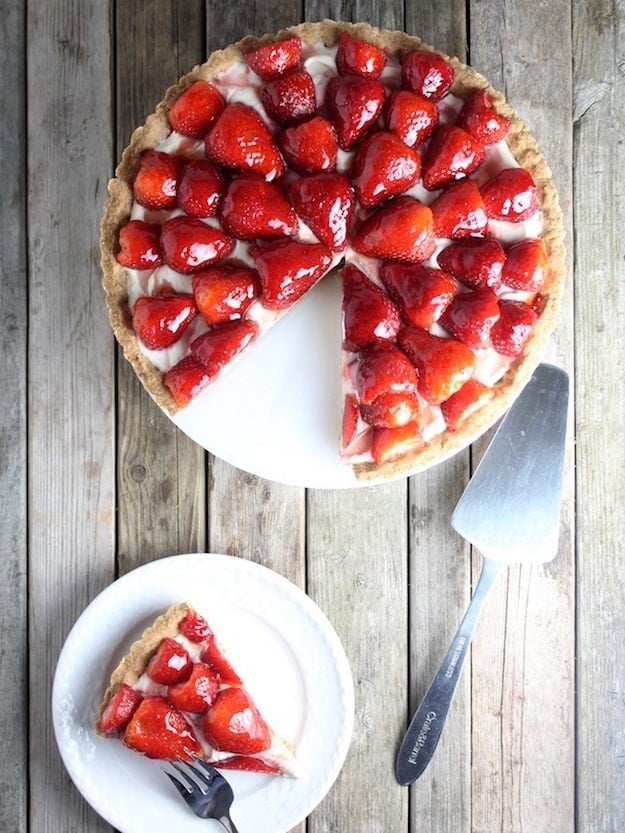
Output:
(395, 363), (569, 786)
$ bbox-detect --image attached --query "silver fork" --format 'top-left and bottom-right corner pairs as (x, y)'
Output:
(163, 757), (240, 832)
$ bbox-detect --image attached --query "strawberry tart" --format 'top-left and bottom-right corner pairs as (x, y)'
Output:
(100, 20), (565, 482)
(96, 602), (300, 776)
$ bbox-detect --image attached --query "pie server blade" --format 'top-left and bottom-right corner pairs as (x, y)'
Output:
(395, 362), (569, 786)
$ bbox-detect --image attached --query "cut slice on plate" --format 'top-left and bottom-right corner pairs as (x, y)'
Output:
(96, 602), (300, 777)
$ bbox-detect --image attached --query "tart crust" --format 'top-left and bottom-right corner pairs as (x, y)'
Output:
(100, 19), (566, 482)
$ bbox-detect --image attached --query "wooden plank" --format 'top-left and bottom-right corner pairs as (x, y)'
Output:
(468, 2), (575, 832)
(0, 1), (27, 831)
(26, 1), (115, 831)
(572, 2), (625, 831)
(115, 0), (208, 571)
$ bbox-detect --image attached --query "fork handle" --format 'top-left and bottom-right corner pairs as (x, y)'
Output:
(218, 814), (240, 833)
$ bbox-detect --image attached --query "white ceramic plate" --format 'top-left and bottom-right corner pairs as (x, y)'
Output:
(52, 553), (354, 833)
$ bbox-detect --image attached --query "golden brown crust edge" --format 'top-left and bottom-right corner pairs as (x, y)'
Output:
(100, 19), (566, 480)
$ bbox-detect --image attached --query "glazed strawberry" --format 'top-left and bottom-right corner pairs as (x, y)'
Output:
(123, 696), (202, 760)
(421, 124), (485, 191)
(440, 378), (491, 429)
(191, 319), (260, 376)
(261, 69), (317, 126)
(146, 637), (193, 685)
(288, 173), (354, 249)
(277, 116), (339, 174)
(250, 239), (333, 310)
(341, 393), (360, 448)
(160, 216), (233, 273)
(350, 131), (421, 208)
(132, 294), (197, 350)
(179, 610), (212, 642)
(133, 150), (180, 210)
(192, 263), (260, 325)
(383, 90), (438, 148)
(216, 756), (281, 774)
(116, 220), (162, 269)
(244, 36), (302, 80)
(352, 196), (435, 263)
(203, 688), (271, 754)
(336, 30), (386, 78)
(97, 684), (142, 735)
(480, 167), (538, 221)
(379, 262), (456, 329)
(437, 237), (506, 291)
(501, 238), (547, 291)
(356, 343), (418, 405)
(401, 49), (454, 101)
(167, 662), (220, 713)
(342, 264), (401, 351)
(456, 88), (511, 145)
(201, 634), (243, 686)
(177, 159), (225, 218)
(371, 422), (422, 464)
(430, 179), (488, 238)
(440, 287), (500, 349)
(164, 356), (211, 407)
(220, 177), (298, 239)
(398, 326), (476, 404)
(325, 74), (386, 150)
(169, 81), (225, 138)
(490, 299), (537, 356)
(360, 390), (422, 428)
(205, 103), (285, 180)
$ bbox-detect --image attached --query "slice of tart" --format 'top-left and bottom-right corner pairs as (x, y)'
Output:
(100, 20), (565, 481)
(96, 602), (300, 776)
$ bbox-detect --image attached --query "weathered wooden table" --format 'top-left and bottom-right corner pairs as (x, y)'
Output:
(2, 1), (623, 831)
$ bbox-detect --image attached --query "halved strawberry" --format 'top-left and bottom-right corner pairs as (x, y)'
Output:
(356, 343), (418, 405)
(501, 238), (547, 291)
(439, 288), (500, 349)
(116, 220), (162, 269)
(350, 131), (421, 208)
(191, 319), (259, 377)
(352, 196), (435, 263)
(360, 390), (422, 428)
(437, 237), (506, 291)
(179, 610), (213, 642)
(160, 216), (233, 274)
(201, 634), (243, 686)
(335, 30), (386, 78)
(325, 75), (386, 150)
(456, 88), (511, 145)
(244, 36), (302, 80)
(342, 263), (401, 351)
(341, 393), (360, 448)
(288, 173), (354, 249)
(177, 159), (225, 218)
(277, 116), (339, 174)
(123, 696), (201, 760)
(167, 662), (220, 713)
(261, 68), (317, 126)
(421, 124), (485, 191)
(146, 637), (193, 685)
(440, 378), (491, 429)
(163, 356), (211, 408)
(215, 756), (281, 774)
(371, 422), (422, 464)
(203, 687), (271, 754)
(430, 179), (489, 239)
(250, 239), (333, 310)
(169, 81), (226, 139)
(480, 167), (538, 221)
(490, 299), (537, 356)
(133, 150), (180, 210)
(220, 177), (297, 239)
(205, 103), (285, 180)
(383, 90), (438, 148)
(192, 263), (260, 325)
(132, 294), (197, 350)
(397, 326), (476, 404)
(97, 684), (142, 735)
(401, 49), (454, 101)
(379, 262), (456, 329)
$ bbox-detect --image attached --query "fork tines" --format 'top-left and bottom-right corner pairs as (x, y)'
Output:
(164, 756), (219, 795)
